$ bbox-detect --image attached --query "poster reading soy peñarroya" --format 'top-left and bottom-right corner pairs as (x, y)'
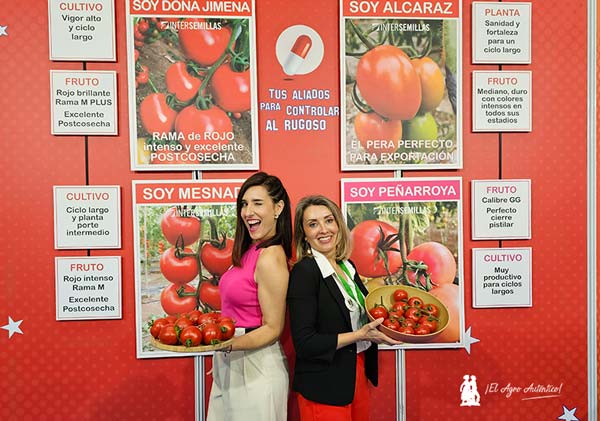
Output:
(133, 180), (242, 358)
(340, 0), (461, 170)
(127, 0), (258, 171)
(341, 177), (464, 349)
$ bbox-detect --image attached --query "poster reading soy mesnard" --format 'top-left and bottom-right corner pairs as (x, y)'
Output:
(341, 178), (464, 349)
(341, 1), (461, 170)
(127, 0), (258, 171)
(133, 180), (241, 358)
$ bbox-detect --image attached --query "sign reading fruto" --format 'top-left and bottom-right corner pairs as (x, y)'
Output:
(55, 256), (122, 320)
(471, 179), (531, 240)
(472, 71), (531, 132)
(53, 186), (121, 249)
(50, 70), (118, 135)
(472, 2), (531, 64)
(48, 0), (116, 61)
(472, 247), (532, 308)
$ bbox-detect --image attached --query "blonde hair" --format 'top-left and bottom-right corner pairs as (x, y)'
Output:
(293, 195), (352, 262)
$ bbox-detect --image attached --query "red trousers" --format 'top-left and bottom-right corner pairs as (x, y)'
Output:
(296, 353), (370, 421)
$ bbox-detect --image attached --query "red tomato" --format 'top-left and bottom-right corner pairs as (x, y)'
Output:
(382, 318), (400, 331)
(160, 283), (198, 316)
(201, 323), (222, 345)
(422, 303), (440, 318)
(180, 326), (203, 347)
(137, 19), (149, 33)
(356, 45), (422, 120)
(210, 65), (251, 113)
(198, 312), (220, 326)
(199, 281), (221, 310)
(201, 239), (233, 276)
(175, 105), (233, 152)
(187, 309), (204, 325)
(391, 301), (406, 313)
(136, 67), (149, 85)
(415, 325), (431, 335)
(429, 283), (460, 343)
(139, 93), (177, 136)
(369, 304), (388, 320)
(178, 18), (231, 66)
(388, 309), (403, 320)
(401, 318), (416, 329)
(407, 296), (423, 308)
(160, 206), (201, 247)
(412, 56), (445, 113)
(175, 316), (194, 331)
(160, 247), (199, 285)
(166, 61), (202, 102)
(418, 315), (438, 332)
(407, 242), (456, 287)
(392, 289), (408, 302)
(218, 319), (235, 340)
(353, 112), (402, 154)
(158, 325), (179, 345)
(398, 326), (414, 334)
(404, 307), (421, 323)
(150, 317), (171, 338)
(349, 220), (403, 278)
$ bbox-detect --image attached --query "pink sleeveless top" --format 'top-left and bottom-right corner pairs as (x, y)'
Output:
(219, 245), (262, 327)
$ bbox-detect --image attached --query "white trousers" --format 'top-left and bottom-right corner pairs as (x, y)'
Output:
(207, 340), (289, 421)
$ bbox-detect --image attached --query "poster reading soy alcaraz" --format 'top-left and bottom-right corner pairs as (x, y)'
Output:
(341, 177), (464, 349)
(127, 0), (258, 171)
(341, 0), (461, 170)
(133, 180), (241, 358)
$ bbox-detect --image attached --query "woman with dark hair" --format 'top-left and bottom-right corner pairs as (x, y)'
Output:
(287, 195), (399, 420)
(207, 172), (293, 421)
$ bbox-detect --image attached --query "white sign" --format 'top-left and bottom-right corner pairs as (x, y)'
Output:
(471, 179), (531, 240)
(53, 185), (121, 249)
(472, 247), (532, 308)
(472, 2), (531, 64)
(55, 256), (122, 320)
(472, 71), (532, 132)
(48, 0), (116, 61)
(50, 70), (118, 135)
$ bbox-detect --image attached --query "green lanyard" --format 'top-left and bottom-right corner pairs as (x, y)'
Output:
(337, 261), (366, 310)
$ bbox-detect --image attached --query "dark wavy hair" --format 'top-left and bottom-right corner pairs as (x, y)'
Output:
(232, 172), (292, 266)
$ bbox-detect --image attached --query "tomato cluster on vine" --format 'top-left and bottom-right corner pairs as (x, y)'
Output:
(369, 289), (440, 336)
(134, 17), (252, 164)
(347, 20), (448, 159)
(149, 310), (235, 347)
(157, 206), (234, 316)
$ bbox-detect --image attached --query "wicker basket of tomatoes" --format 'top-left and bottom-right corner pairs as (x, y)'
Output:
(365, 285), (449, 343)
(149, 310), (235, 352)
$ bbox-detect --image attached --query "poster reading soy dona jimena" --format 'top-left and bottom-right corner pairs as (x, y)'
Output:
(132, 180), (241, 358)
(340, 0), (461, 170)
(127, 0), (258, 171)
(341, 177), (464, 349)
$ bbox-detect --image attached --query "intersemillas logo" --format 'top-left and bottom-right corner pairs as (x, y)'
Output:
(460, 374), (481, 406)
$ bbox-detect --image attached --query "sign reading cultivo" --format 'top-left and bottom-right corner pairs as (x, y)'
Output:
(127, 0), (258, 170)
(341, 177), (464, 348)
(340, 0), (462, 170)
(132, 180), (242, 358)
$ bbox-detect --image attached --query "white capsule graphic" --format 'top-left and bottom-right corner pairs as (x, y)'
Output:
(282, 35), (312, 75)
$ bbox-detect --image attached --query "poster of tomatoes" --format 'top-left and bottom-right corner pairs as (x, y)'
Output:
(127, 0), (258, 171)
(132, 180), (241, 358)
(340, 0), (461, 170)
(341, 177), (464, 349)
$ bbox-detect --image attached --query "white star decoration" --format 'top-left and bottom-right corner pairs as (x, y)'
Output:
(0, 26), (7, 36)
(557, 405), (578, 421)
(463, 326), (480, 354)
(1, 316), (23, 338)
